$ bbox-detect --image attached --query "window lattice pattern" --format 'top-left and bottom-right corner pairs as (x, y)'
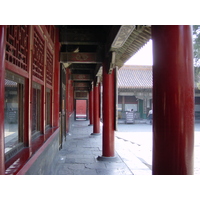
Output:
(45, 25), (55, 43)
(46, 48), (53, 85)
(5, 25), (29, 71)
(33, 28), (44, 81)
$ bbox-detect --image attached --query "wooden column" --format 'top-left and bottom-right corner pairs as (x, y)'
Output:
(152, 25), (194, 175)
(91, 80), (100, 135)
(53, 27), (60, 127)
(102, 64), (115, 157)
(0, 25), (6, 174)
(24, 26), (33, 147)
(97, 60), (116, 161)
(65, 68), (70, 133)
(122, 96), (125, 112)
(88, 88), (94, 126)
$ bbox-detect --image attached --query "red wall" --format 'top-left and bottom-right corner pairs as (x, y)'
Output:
(76, 100), (86, 118)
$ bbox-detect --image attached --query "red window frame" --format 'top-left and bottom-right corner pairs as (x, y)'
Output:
(4, 25), (56, 174)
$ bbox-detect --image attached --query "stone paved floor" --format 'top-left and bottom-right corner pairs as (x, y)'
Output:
(51, 120), (151, 175)
(116, 123), (200, 175)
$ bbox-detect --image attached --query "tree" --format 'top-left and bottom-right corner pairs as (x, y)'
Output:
(193, 25), (200, 67)
(193, 25), (200, 89)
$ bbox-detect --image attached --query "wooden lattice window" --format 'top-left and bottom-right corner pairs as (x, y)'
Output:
(4, 70), (25, 161)
(45, 25), (55, 43)
(45, 88), (52, 127)
(32, 82), (41, 137)
(32, 28), (45, 81)
(46, 48), (53, 85)
(5, 25), (29, 72)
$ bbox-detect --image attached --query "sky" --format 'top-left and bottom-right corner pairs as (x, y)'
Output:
(125, 39), (153, 65)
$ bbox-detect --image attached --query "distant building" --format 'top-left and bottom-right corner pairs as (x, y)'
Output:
(118, 65), (152, 119)
(118, 65), (200, 120)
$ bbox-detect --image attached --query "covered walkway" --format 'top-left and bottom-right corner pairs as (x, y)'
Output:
(49, 120), (151, 175)
(0, 25), (195, 175)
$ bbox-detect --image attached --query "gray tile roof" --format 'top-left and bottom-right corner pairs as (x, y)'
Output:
(5, 79), (17, 87)
(118, 65), (152, 89)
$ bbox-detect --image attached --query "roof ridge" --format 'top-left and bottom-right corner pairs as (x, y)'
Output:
(119, 66), (152, 71)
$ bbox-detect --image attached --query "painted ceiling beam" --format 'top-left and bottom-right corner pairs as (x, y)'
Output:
(71, 74), (92, 81)
(60, 52), (102, 64)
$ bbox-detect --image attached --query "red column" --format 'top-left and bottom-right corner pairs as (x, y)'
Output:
(71, 80), (74, 114)
(24, 26), (33, 147)
(65, 68), (70, 133)
(68, 77), (73, 115)
(91, 81), (100, 135)
(0, 25), (6, 174)
(102, 65), (115, 158)
(88, 88), (94, 125)
(152, 25), (194, 175)
(53, 27), (60, 127)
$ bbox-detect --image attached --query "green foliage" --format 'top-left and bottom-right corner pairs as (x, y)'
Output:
(195, 67), (200, 85)
(193, 25), (200, 67)
(193, 26), (200, 89)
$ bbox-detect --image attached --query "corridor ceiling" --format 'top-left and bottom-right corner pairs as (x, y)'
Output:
(58, 25), (151, 93)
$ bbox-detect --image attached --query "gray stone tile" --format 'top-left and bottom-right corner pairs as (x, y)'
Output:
(50, 120), (152, 175)
(65, 154), (84, 159)
(57, 156), (66, 163)
(96, 169), (123, 175)
(85, 163), (107, 170)
(125, 160), (149, 170)
(83, 147), (100, 151)
(120, 169), (133, 175)
(73, 169), (98, 175)
(132, 170), (152, 175)
(63, 164), (85, 170)
(92, 150), (102, 156)
(105, 162), (127, 169)
(83, 154), (97, 159)
(74, 158), (96, 164)
(57, 168), (74, 175)
(65, 158), (76, 163)
(53, 164), (74, 175)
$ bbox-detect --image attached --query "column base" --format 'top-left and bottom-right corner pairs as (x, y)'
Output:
(97, 156), (119, 162)
(90, 133), (101, 136)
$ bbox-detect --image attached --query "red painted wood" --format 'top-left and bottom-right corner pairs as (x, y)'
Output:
(89, 89), (94, 125)
(27, 26), (34, 147)
(71, 80), (74, 113)
(5, 61), (29, 78)
(68, 79), (72, 115)
(5, 26), (29, 73)
(44, 25), (55, 47)
(46, 48), (54, 86)
(152, 25), (194, 175)
(72, 74), (91, 81)
(93, 84), (100, 134)
(24, 78), (30, 147)
(41, 38), (46, 134)
(4, 26), (60, 175)
(5, 127), (59, 175)
(76, 100), (87, 118)
(102, 64), (115, 157)
(32, 76), (44, 86)
(41, 84), (45, 134)
(53, 27), (60, 127)
(0, 25), (6, 174)
(61, 52), (101, 63)
(65, 68), (69, 133)
(32, 26), (45, 82)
